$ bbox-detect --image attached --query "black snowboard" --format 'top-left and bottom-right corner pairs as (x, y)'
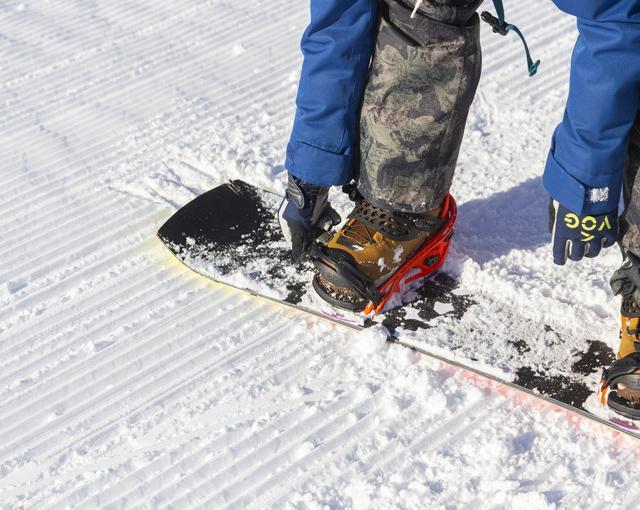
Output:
(158, 179), (637, 436)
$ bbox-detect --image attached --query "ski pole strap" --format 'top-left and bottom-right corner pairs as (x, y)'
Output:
(481, 0), (540, 77)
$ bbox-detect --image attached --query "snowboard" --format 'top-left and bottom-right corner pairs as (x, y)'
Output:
(158, 179), (638, 438)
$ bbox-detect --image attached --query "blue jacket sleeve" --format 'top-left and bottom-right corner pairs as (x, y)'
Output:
(285, 0), (378, 188)
(544, 2), (640, 215)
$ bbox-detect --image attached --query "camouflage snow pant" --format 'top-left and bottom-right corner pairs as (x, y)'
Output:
(619, 114), (640, 256)
(357, 0), (483, 214)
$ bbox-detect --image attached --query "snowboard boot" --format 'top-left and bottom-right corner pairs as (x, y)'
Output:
(311, 194), (456, 314)
(598, 254), (640, 419)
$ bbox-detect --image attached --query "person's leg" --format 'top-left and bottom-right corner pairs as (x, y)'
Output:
(618, 115), (640, 264)
(312, 0), (483, 311)
(611, 113), (640, 359)
(602, 114), (640, 416)
(357, 0), (483, 213)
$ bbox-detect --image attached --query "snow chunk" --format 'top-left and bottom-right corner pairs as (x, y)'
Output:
(425, 392), (447, 413)
(510, 491), (556, 510)
(433, 301), (454, 315)
(232, 43), (246, 56)
(392, 246), (404, 264)
(350, 324), (389, 354)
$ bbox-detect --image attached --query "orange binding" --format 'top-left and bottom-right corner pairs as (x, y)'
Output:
(363, 193), (457, 315)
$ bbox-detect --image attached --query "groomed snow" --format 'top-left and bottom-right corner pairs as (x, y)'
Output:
(1, 1), (638, 508)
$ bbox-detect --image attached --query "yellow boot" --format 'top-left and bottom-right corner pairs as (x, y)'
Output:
(618, 314), (640, 360)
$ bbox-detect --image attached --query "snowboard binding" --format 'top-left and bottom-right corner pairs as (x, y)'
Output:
(311, 192), (457, 315)
(598, 353), (640, 420)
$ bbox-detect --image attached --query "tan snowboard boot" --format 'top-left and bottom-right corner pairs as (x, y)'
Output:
(312, 197), (454, 313)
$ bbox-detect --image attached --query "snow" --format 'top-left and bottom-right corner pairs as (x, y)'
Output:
(433, 301), (454, 315)
(392, 245), (404, 265)
(1, 1), (637, 509)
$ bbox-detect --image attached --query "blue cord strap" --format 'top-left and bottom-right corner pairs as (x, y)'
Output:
(481, 0), (540, 77)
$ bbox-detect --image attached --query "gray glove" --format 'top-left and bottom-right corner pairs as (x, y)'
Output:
(278, 173), (341, 263)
